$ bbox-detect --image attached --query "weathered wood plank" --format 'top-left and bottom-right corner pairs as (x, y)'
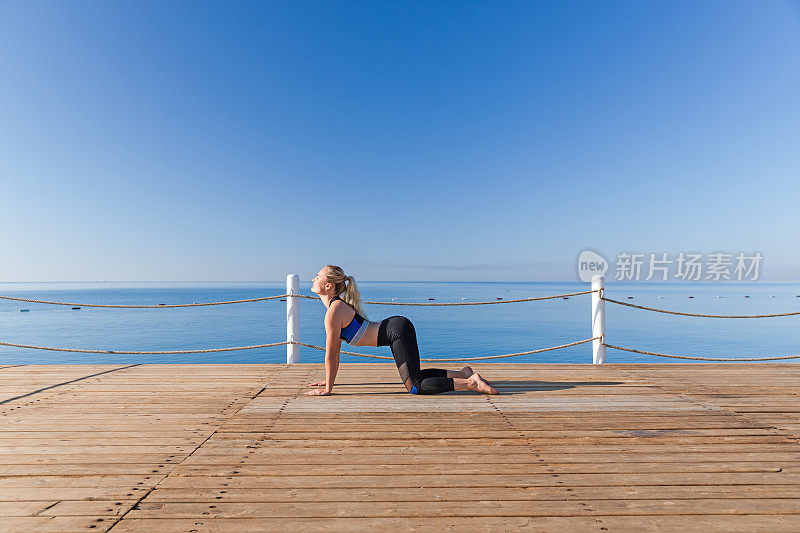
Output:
(155, 472), (800, 489)
(125, 498), (800, 518)
(106, 515), (800, 533)
(144, 484), (800, 502)
(164, 462), (785, 476)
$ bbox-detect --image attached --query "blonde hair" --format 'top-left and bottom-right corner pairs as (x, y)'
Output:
(324, 264), (368, 320)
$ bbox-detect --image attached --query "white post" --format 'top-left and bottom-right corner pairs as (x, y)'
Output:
(591, 275), (606, 364)
(286, 274), (299, 364)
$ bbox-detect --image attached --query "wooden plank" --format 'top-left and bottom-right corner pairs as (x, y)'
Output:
(144, 484), (800, 502)
(196, 441), (799, 451)
(125, 498), (800, 518)
(155, 472), (800, 489)
(107, 515), (800, 533)
(0, 453), (188, 464)
(0, 487), (147, 501)
(164, 462), (786, 476)
(0, 517), (115, 531)
(0, 475), (158, 488)
(0, 501), (58, 517)
(178, 451), (800, 465)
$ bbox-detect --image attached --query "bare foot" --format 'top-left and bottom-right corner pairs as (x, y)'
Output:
(459, 366), (474, 378)
(469, 373), (499, 395)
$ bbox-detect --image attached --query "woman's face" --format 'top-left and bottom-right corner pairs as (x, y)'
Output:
(311, 268), (332, 295)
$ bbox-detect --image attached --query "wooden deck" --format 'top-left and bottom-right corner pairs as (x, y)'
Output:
(1, 363), (799, 532)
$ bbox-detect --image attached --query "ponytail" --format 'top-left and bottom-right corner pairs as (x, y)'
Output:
(343, 275), (369, 320)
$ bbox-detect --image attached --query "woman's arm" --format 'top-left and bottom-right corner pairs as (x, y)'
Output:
(306, 311), (342, 396)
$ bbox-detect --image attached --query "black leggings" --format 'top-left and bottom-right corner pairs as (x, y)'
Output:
(377, 316), (455, 395)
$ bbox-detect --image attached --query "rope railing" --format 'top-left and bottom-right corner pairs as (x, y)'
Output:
(361, 290), (598, 305)
(0, 289), (597, 309)
(597, 288), (800, 361)
(300, 292), (599, 305)
(0, 294), (288, 308)
(0, 339), (289, 355)
(601, 297), (800, 319)
(295, 337), (599, 362)
(0, 337), (597, 361)
(3, 335), (797, 362)
(603, 343), (800, 362)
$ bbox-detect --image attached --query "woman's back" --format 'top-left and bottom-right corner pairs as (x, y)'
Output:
(329, 295), (369, 345)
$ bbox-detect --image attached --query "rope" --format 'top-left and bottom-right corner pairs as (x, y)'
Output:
(294, 337), (599, 362)
(0, 340), (289, 355)
(601, 297), (800, 319)
(603, 343), (800, 361)
(0, 294), (289, 308)
(2, 290), (597, 309)
(8, 335), (797, 362)
(365, 290), (598, 305)
(0, 336), (596, 360)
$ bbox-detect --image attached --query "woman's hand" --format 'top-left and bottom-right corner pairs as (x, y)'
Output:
(304, 388), (332, 396)
(308, 380), (327, 387)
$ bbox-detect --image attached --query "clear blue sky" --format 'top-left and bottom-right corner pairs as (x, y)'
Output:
(1, 1), (799, 282)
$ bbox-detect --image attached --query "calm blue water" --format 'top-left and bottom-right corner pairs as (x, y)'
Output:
(1, 281), (799, 365)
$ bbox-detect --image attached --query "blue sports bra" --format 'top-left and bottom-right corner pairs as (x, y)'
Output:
(329, 296), (370, 345)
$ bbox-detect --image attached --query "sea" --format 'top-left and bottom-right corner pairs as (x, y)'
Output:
(1, 281), (799, 365)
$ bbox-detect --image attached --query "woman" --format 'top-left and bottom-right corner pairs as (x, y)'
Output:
(305, 265), (499, 396)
